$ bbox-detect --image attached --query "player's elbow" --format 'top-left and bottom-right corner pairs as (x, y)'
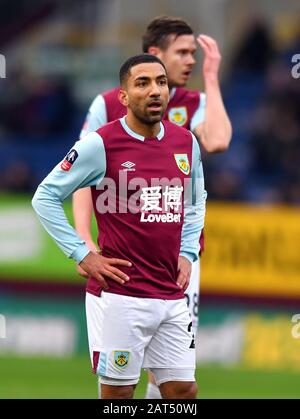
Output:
(31, 190), (40, 213)
(32, 186), (45, 214)
(211, 140), (230, 153)
(200, 118), (232, 153)
(202, 138), (225, 153)
(203, 128), (232, 153)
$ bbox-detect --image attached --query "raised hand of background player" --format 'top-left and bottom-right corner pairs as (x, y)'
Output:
(79, 251), (132, 290)
(197, 34), (221, 79)
(177, 255), (192, 291)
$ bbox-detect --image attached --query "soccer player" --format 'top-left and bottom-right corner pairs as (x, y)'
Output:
(32, 54), (207, 399)
(73, 16), (231, 398)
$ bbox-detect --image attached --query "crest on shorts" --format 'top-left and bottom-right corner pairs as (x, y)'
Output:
(114, 351), (130, 369)
(174, 154), (190, 175)
(168, 107), (188, 126)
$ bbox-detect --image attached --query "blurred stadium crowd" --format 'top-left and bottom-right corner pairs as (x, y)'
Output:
(0, 0), (299, 204)
(206, 19), (300, 204)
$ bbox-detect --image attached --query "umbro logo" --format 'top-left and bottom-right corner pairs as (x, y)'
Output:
(122, 161), (135, 169)
(121, 161), (136, 171)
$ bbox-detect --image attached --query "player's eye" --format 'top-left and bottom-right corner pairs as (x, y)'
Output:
(137, 81), (147, 87)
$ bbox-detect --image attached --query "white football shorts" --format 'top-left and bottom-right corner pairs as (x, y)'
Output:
(86, 291), (196, 385)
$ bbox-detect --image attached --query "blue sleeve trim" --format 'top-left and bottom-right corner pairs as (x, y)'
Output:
(71, 243), (91, 264)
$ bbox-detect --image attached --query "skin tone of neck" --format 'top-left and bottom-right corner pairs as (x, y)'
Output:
(125, 111), (161, 138)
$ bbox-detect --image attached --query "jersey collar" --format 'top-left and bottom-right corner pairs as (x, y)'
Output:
(169, 87), (176, 100)
(120, 116), (164, 141)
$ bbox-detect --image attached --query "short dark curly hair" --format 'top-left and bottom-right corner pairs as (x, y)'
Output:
(119, 54), (166, 85)
(142, 16), (194, 52)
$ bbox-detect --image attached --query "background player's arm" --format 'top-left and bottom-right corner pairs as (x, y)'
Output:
(32, 133), (131, 288)
(177, 133), (207, 290)
(72, 187), (97, 253)
(192, 34), (232, 153)
(73, 94), (108, 267)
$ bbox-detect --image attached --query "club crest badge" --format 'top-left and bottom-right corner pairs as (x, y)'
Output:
(174, 154), (190, 175)
(114, 351), (130, 369)
(168, 107), (188, 126)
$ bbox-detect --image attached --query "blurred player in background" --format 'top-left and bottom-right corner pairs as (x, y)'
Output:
(73, 16), (232, 398)
(32, 54), (206, 399)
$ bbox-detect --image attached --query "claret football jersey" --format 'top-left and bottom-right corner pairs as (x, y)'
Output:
(32, 117), (206, 300)
(80, 87), (206, 252)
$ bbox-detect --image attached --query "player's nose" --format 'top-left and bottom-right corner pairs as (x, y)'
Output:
(149, 81), (161, 96)
(187, 54), (196, 65)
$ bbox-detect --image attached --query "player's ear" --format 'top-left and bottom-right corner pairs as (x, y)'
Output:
(118, 88), (129, 107)
(148, 46), (160, 56)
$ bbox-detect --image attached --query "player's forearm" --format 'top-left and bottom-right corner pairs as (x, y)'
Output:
(197, 77), (232, 153)
(72, 187), (97, 250)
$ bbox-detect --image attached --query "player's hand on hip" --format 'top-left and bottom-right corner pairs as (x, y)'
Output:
(197, 34), (221, 79)
(79, 251), (132, 290)
(76, 264), (89, 278)
(76, 240), (99, 278)
(177, 255), (192, 291)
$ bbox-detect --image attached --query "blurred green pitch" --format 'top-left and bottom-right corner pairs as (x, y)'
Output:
(0, 356), (300, 399)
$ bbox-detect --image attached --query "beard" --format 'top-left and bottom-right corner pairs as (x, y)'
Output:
(130, 104), (166, 126)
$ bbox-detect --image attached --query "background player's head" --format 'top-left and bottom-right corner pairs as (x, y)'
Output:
(118, 54), (169, 125)
(142, 16), (197, 88)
